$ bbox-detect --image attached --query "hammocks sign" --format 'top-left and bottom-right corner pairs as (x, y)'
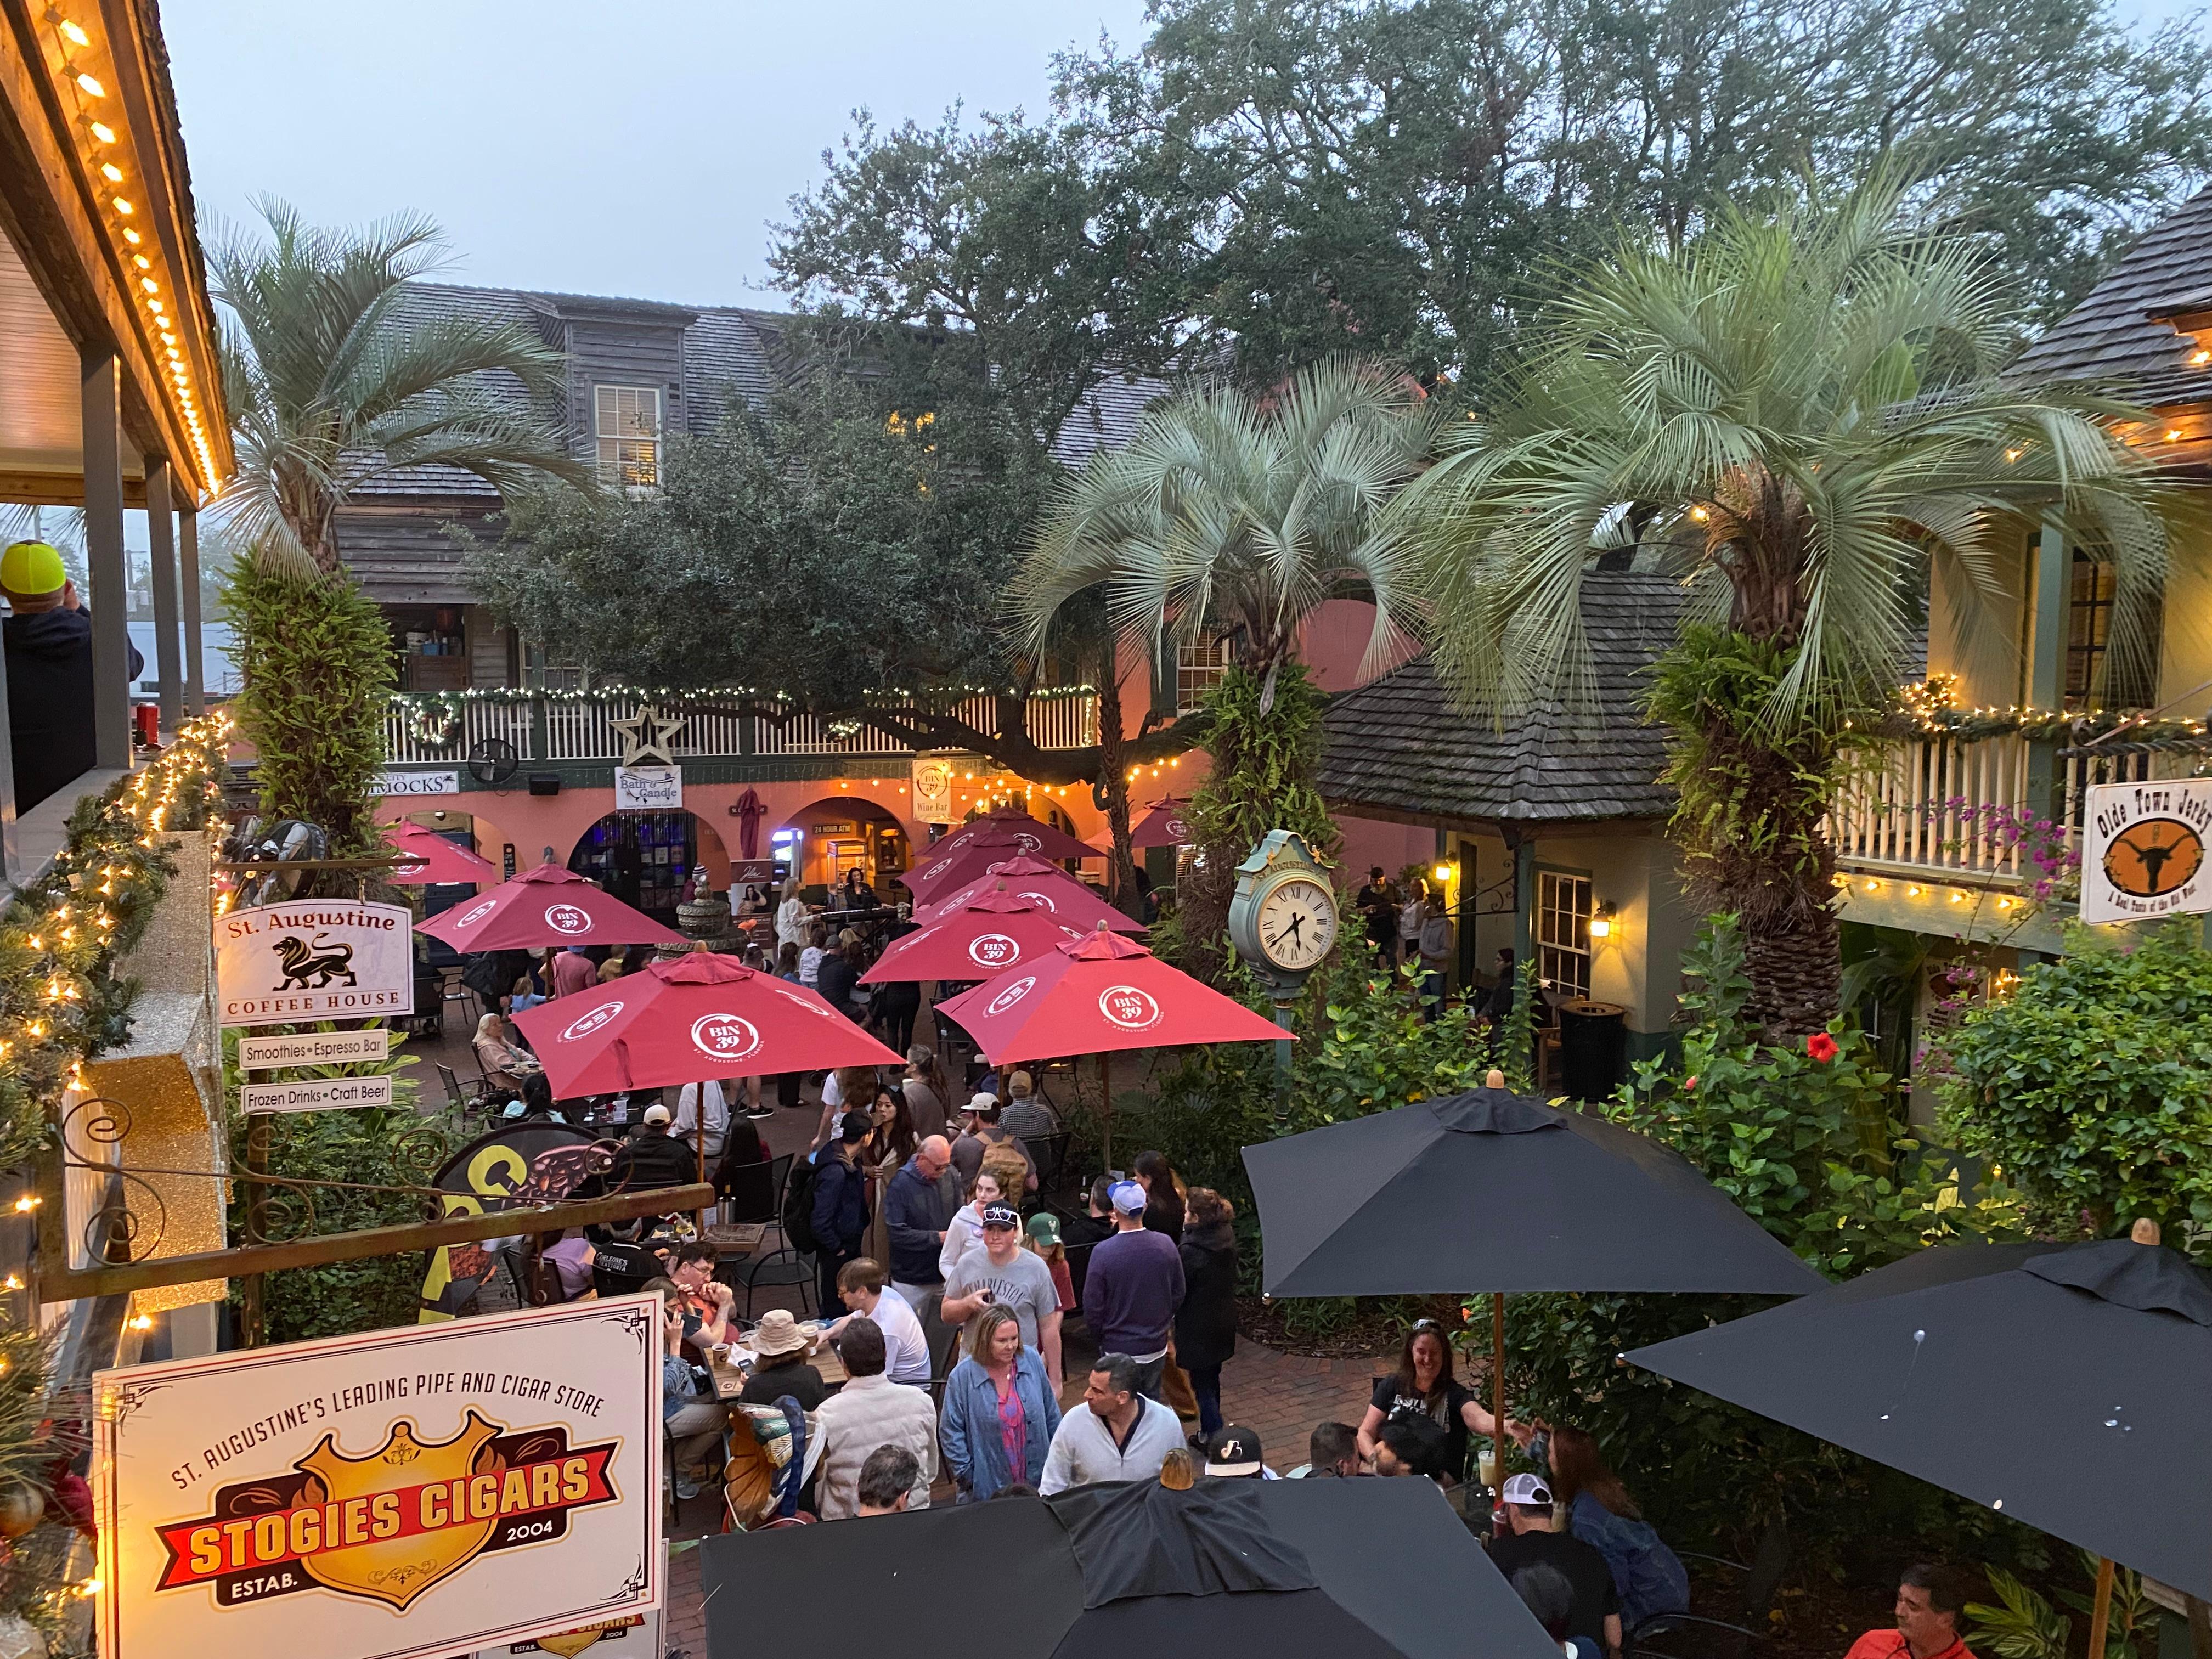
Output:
(92, 1296), (662, 1659)
(216, 899), (414, 1027)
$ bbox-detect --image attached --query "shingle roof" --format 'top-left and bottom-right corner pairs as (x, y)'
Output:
(1319, 570), (1685, 826)
(364, 281), (1170, 480)
(2008, 185), (2212, 405)
(1051, 368), (1175, 467)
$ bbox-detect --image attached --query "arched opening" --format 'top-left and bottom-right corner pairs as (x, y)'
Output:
(774, 795), (910, 901)
(567, 810), (730, 924)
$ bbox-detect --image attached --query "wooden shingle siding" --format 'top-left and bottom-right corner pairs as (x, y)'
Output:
(334, 506), (498, 605)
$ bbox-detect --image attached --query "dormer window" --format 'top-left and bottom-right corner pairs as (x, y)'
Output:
(595, 385), (660, 488)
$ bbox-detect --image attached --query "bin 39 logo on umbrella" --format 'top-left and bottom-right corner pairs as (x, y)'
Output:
(690, 1013), (762, 1063)
(560, 1002), (624, 1042)
(985, 975), (1036, 1017)
(1099, 985), (1161, 1031)
(967, 934), (1021, 970)
(543, 904), (593, 935)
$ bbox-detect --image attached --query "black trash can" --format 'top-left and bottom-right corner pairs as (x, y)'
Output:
(1557, 999), (1628, 1103)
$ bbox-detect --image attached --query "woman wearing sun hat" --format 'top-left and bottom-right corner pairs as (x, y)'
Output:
(736, 1309), (829, 1411)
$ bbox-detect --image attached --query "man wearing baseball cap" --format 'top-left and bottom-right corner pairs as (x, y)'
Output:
(1203, 1424), (1278, 1479)
(1486, 1471), (1621, 1658)
(602, 1101), (697, 1194)
(1, 540), (139, 812)
(1080, 1179), (1183, 1402)
(941, 1201), (1062, 1386)
(950, 1090), (1036, 1192)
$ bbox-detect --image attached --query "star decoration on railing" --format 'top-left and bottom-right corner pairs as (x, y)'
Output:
(611, 705), (685, 768)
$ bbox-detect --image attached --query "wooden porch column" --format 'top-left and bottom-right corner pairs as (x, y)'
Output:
(179, 505), (204, 715)
(80, 351), (132, 770)
(145, 459), (183, 732)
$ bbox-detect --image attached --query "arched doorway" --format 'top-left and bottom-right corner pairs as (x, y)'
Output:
(568, 810), (730, 924)
(775, 796), (910, 899)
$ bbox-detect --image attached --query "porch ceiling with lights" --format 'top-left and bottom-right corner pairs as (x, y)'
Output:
(0, 0), (232, 505)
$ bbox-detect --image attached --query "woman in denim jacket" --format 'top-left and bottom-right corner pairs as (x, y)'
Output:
(938, 1305), (1061, 1500)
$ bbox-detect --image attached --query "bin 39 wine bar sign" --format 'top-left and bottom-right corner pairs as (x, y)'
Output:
(93, 1297), (662, 1659)
(216, 899), (415, 1027)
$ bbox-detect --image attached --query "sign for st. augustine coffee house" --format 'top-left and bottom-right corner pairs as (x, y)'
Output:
(216, 899), (414, 1028)
(93, 1296), (662, 1659)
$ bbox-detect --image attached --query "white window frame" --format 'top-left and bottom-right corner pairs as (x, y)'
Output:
(1537, 870), (1593, 1000)
(1175, 635), (1234, 715)
(522, 640), (589, 692)
(594, 385), (661, 489)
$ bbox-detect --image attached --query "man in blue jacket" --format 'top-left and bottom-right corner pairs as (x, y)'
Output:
(810, 1110), (873, 1319)
(881, 1134), (959, 1310)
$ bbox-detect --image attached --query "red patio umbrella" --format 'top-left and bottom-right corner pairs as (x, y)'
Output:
(924, 804), (1099, 867)
(1129, 797), (1193, 849)
(916, 855), (1145, 934)
(857, 888), (1090, 985)
(937, 926), (1287, 1061)
(510, 950), (901, 1097)
(414, 860), (686, 952)
(901, 825), (1098, 901)
(387, 821), (501, 884)
(937, 926), (1288, 1165)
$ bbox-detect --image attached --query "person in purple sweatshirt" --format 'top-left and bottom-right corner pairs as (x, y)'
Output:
(1080, 1181), (1185, 1402)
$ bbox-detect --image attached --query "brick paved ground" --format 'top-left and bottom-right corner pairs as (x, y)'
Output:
(423, 999), (1390, 1655)
(656, 1335), (1389, 1657)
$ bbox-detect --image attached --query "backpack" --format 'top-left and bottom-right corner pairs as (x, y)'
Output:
(782, 1153), (823, 1254)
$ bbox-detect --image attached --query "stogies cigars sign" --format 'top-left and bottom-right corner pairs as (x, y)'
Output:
(216, 899), (415, 1028)
(94, 1297), (662, 1659)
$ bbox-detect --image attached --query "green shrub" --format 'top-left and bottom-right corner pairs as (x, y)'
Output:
(1935, 918), (2212, 1253)
(222, 559), (393, 856)
(1502, 913), (2022, 1566)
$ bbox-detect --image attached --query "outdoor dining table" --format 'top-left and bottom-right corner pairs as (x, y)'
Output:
(709, 1328), (848, 1400)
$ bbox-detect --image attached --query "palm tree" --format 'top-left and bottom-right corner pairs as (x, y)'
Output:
(209, 201), (587, 860)
(1015, 357), (1438, 972)
(212, 199), (586, 578)
(1397, 178), (2185, 1036)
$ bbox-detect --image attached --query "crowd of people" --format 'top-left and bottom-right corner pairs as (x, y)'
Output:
(432, 879), (1977, 1659)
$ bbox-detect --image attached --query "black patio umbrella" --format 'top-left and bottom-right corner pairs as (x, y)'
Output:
(1627, 1231), (2212, 1607)
(699, 1474), (1560, 1659)
(1244, 1078), (1822, 1456)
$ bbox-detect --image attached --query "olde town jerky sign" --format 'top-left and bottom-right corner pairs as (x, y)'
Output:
(216, 899), (414, 1028)
(93, 1297), (661, 1659)
(2079, 778), (2212, 925)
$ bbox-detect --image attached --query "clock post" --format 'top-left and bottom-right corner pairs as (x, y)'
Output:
(1227, 830), (1341, 1135)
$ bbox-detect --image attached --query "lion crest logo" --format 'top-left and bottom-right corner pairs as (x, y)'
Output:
(270, 934), (356, 992)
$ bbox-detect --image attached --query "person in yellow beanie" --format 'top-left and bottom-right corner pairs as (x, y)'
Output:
(2, 541), (139, 813)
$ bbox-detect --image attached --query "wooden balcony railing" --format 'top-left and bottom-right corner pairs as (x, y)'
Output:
(1827, 729), (2193, 882)
(383, 691), (1100, 768)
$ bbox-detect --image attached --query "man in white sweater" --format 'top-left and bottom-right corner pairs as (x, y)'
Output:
(1037, 1353), (1184, 1495)
(807, 1319), (936, 1520)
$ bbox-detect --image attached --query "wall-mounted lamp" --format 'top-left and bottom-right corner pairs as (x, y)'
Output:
(1589, 901), (1617, 940)
(1432, 861), (1454, 885)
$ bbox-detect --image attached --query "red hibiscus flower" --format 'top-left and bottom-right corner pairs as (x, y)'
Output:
(1805, 1032), (1839, 1063)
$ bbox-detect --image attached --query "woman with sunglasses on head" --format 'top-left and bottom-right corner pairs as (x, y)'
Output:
(1357, 1317), (1532, 1482)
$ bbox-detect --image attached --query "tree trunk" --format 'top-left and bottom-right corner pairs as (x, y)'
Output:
(1094, 667), (1143, 922)
(1679, 704), (1844, 1041)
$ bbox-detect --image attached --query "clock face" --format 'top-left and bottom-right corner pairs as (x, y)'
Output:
(1255, 876), (1339, 971)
